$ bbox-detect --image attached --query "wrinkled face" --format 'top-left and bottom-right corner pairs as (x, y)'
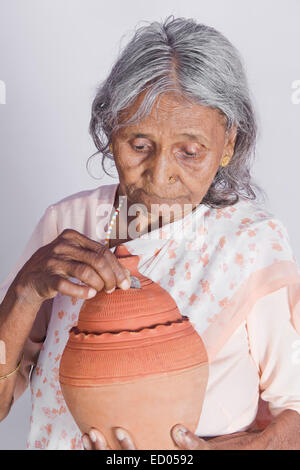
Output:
(111, 92), (237, 219)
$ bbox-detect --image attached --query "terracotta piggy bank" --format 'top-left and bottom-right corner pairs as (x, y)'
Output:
(59, 245), (208, 449)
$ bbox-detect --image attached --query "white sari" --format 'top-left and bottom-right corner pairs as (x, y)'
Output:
(1, 183), (300, 449)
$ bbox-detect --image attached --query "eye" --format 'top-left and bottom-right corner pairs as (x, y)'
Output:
(131, 141), (152, 153)
(179, 149), (200, 159)
(134, 145), (147, 151)
(179, 143), (207, 160)
(184, 151), (197, 158)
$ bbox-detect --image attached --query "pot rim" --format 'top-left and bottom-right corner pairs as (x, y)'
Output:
(68, 316), (193, 344)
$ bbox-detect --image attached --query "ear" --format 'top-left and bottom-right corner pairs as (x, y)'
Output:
(223, 124), (238, 160)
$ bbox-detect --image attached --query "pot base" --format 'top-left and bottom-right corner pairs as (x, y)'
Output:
(61, 362), (208, 450)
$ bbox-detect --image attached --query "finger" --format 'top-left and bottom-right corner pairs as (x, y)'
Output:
(52, 242), (112, 291)
(82, 434), (93, 450)
(171, 424), (209, 450)
(91, 250), (127, 292)
(53, 240), (130, 291)
(113, 427), (136, 450)
(59, 229), (117, 263)
(89, 428), (111, 450)
(45, 256), (105, 292)
(103, 250), (131, 290)
(59, 229), (105, 250)
(39, 273), (97, 300)
(124, 268), (131, 278)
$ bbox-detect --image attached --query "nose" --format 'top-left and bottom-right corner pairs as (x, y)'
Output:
(146, 148), (176, 187)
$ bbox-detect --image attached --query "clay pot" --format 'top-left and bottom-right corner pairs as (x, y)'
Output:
(59, 245), (208, 450)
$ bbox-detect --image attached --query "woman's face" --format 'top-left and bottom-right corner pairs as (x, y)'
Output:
(112, 92), (237, 216)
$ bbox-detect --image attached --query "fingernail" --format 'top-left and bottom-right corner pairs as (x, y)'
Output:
(105, 287), (115, 294)
(89, 430), (97, 443)
(120, 279), (130, 290)
(93, 429), (106, 447)
(174, 425), (187, 441)
(82, 434), (92, 450)
(115, 428), (126, 441)
(87, 288), (97, 298)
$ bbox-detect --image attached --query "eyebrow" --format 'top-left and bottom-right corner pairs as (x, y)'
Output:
(127, 132), (210, 145)
(178, 133), (209, 144)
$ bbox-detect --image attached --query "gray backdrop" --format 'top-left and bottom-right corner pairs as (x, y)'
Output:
(0, 0), (299, 449)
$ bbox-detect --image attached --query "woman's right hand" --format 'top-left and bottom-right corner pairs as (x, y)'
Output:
(12, 229), (131, 306)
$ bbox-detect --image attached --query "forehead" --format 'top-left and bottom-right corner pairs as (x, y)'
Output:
(117, 92), (226, 137)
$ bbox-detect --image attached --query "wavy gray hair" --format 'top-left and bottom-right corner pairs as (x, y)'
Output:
(88, 15), (265, 208)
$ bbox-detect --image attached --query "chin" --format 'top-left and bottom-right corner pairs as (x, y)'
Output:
(127, 191), (187, 224)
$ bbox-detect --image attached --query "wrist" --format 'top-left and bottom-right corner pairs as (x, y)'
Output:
(0, 352), (23, 381)
(6, 278), (44, 311)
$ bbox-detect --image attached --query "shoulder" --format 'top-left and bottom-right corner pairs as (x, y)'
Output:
(48, 183), (117, 213)
(43, 183), (117, 223)
(40, 183), (118, 235)
(201, 197), (296, 265)
(206, 197), (290, 243)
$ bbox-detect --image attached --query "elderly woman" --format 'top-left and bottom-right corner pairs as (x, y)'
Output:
(1, 16), (300, 451)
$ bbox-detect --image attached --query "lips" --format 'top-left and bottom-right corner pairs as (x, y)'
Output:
(140, 189), (177, 203)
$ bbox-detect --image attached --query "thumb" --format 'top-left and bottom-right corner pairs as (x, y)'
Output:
(171, 424), (210, 450)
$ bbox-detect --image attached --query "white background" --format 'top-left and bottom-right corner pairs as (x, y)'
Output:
(0, 0), (299, 449)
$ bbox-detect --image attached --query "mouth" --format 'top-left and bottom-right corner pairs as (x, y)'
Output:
(140, 189), (180, 204)
(125, 185), (188, 207)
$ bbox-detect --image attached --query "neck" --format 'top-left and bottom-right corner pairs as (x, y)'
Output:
(109, 184), (198, 248)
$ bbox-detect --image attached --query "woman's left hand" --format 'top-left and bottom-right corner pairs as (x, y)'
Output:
(81, 424), (212, 450)
(81, 410), (300, 450)
(82, 426), (136, 450)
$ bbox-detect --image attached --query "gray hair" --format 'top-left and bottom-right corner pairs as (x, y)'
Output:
(88, 15), (266, 208)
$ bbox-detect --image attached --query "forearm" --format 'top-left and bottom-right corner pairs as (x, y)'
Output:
(258, 409), (300, 450)
(0, 281), (42, 420)
(207, 409), (300, 450)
